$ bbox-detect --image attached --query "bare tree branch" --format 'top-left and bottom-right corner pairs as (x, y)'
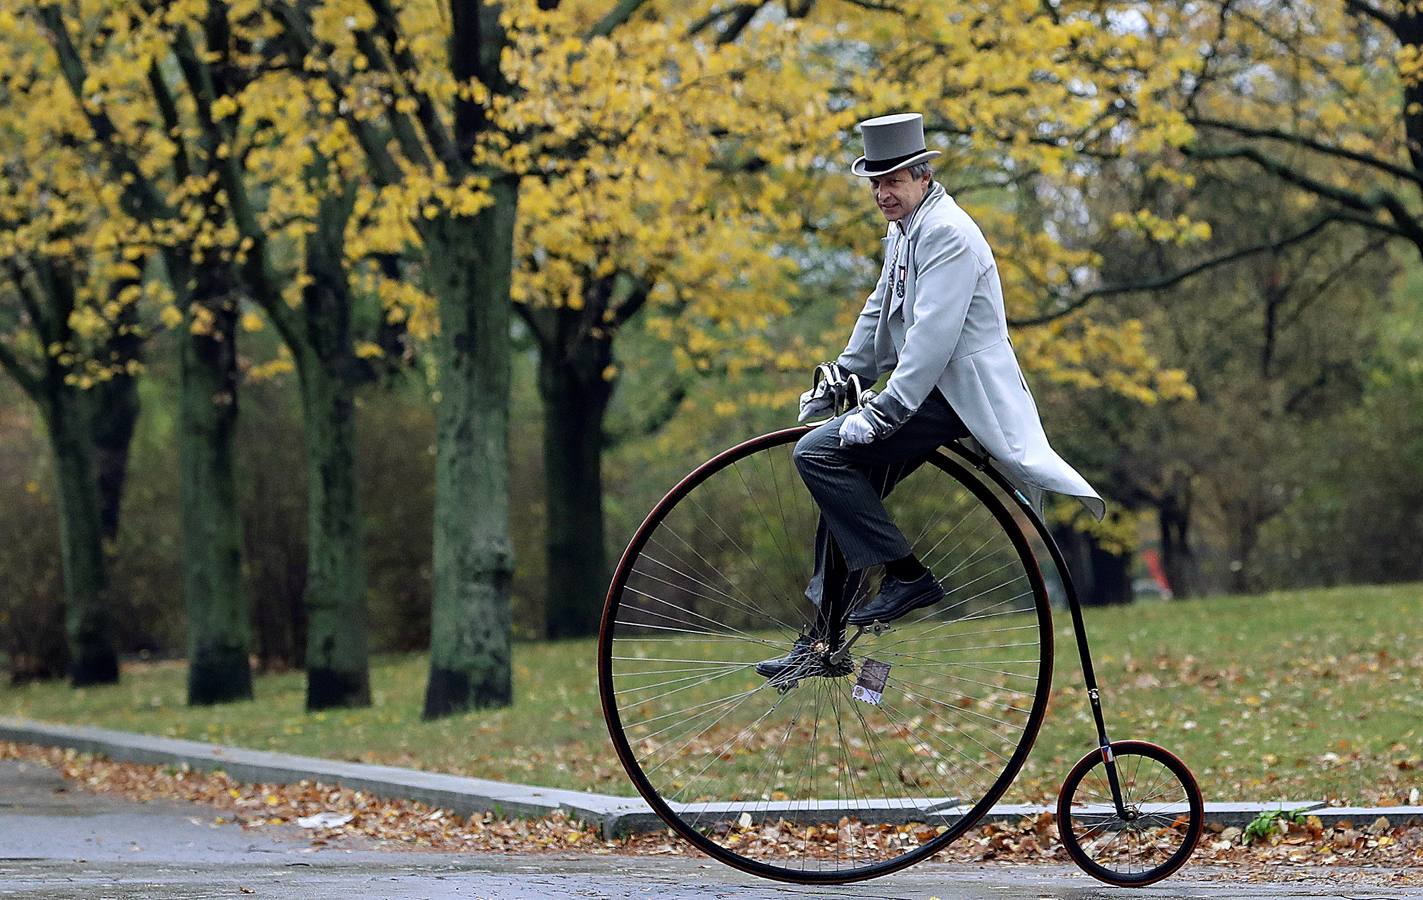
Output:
(687, 4), (738, 37)
(351, 30), (435, 170)
(840, 0), (905, 12)
(1342, 0), (1400, 31)
(588, 0), (650, 38)
(716, 3), (764, 45)
(37, 5), (174, 223)
(1185, 143), (1423, 248)
(167, 15), (304, 345)
(605, 381), (687, 447)
(1189, 115), (1422, 187)
(363, 0), (460, 168)
(513, 299), (554, 352)
(269, 2), (404, 187)
(608, 276), (654, 330)
(1009, 213), (1353, 327)
(0, 336), (40, 399)
(1222, 3), (1378, 101)
(0, 264), (44, 398)
(4, 258), (53, 349)
(1279, 233), (1391, 334)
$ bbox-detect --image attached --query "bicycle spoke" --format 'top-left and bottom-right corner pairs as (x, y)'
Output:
(602, 434), (1053, 880)
(632, 553), (798, 635)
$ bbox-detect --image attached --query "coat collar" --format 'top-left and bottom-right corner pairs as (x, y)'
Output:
(890, 181), (947, 242)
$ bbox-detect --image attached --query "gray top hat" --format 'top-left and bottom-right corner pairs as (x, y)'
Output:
(851, 112), (942, 177)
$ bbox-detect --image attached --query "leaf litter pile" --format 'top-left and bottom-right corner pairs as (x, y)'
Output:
(3, 741), (1419, 886)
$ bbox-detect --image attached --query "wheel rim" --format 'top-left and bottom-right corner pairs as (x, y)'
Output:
(1058, 742), (1203, 886)
(599, 428), (1052, 883)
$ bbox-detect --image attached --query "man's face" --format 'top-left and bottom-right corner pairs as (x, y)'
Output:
(870, 169), (931, 222)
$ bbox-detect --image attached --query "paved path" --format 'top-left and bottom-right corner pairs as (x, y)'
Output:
(0, 761), (1417, 900)
(5, 718), (1420, 838)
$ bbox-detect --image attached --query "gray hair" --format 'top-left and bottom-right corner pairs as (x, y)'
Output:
(907, 161), (934, 181)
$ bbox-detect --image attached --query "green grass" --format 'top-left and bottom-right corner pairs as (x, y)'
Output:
(1, 583), (1420, 806)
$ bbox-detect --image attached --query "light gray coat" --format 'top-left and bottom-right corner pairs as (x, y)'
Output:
(836, 182), (1106, 520)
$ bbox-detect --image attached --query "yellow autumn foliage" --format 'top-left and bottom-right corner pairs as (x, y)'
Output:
(6, 0), (1408, 440)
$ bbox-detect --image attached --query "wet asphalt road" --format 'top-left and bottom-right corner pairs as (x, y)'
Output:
(0, 760), (1418, 899)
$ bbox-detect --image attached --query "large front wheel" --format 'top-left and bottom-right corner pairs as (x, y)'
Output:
(598, 428), (1054, 883)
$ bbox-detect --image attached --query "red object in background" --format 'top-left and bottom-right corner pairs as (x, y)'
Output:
(1141, 548), (1172, 594)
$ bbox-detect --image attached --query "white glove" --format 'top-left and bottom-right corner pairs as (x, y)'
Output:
(798, 388), (836, 423)
(838, 410), (876, 445)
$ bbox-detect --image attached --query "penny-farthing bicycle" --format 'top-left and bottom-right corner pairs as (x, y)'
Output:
(598, 368), (1203, 886)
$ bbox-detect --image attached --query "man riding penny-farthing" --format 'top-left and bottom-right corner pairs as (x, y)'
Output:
(599, 113), (1203, 887)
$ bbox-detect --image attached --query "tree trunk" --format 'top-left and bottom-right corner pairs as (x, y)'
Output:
(1087, 539), (1132, 606)
(1049, 524), (1131, 607)
(294, 183), (371, 709)
(1226, 515), (1260, 596)
(294, 201), (368, 704)
(179, 284), (253, 705)
(1157, 480), (1200, 599)
(45, 389), (118, 686)
(538, 318), (614, 638)
(423, 183), (517, 719)
(93, 285), (143, 544)
(297, 356), (369, 707)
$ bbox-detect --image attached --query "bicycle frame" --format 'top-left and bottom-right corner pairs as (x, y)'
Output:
(938, 441), (1131, 818)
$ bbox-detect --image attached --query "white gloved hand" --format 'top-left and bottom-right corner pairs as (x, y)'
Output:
(838, 410), (877, 445)
(798, 388), (836, 423)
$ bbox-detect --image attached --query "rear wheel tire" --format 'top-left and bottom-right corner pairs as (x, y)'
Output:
(1056, 740), (1203, 887)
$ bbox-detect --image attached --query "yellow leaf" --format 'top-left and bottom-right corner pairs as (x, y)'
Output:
(211, 95), (239, 120)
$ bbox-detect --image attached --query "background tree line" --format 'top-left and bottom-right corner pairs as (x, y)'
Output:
(1, 0), (1420, 713)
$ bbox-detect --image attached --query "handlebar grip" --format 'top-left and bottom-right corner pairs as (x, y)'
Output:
(810, 363), (871, 415)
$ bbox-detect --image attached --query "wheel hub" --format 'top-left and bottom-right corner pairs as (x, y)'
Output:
(772, 643), (854, 692)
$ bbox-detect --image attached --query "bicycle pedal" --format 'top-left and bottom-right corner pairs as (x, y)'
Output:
(868, 621), (894, 636)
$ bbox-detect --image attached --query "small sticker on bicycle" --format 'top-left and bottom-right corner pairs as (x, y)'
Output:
(852, 658), (891, 705)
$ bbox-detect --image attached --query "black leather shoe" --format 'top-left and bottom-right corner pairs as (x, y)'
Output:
(755, 635), (817, 680)
(847, 571), (945, 625)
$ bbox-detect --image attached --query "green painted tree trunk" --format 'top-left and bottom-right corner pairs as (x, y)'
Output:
(179, 284), (253, 706)
(422, 183), (518, 719)
(297, 354), (370, 708)
(45, 389), (118, 686)
(296, 187), (370, 709)
(93, 285), (143, 544)
(5, 266), (142, 685)
(538, 319), (614, 639)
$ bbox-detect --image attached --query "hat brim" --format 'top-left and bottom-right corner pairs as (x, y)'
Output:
(851, 149), (941, 177)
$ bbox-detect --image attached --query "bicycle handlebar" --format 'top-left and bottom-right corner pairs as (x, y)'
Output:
(811, 363), (875, 418)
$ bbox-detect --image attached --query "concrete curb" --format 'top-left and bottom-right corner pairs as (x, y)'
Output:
(3, 717), (1420, 838)
(0, 716), (645, 839)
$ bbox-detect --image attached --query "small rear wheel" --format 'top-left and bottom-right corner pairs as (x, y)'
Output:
(1056, 740), (1203, 887)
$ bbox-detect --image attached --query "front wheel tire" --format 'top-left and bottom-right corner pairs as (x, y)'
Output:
(599, 428), (1055, 883)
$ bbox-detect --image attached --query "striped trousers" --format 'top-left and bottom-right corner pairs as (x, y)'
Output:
(794, 388), (970, 609)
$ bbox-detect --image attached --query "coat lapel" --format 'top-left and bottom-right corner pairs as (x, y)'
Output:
(887, 184), (947, 317)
